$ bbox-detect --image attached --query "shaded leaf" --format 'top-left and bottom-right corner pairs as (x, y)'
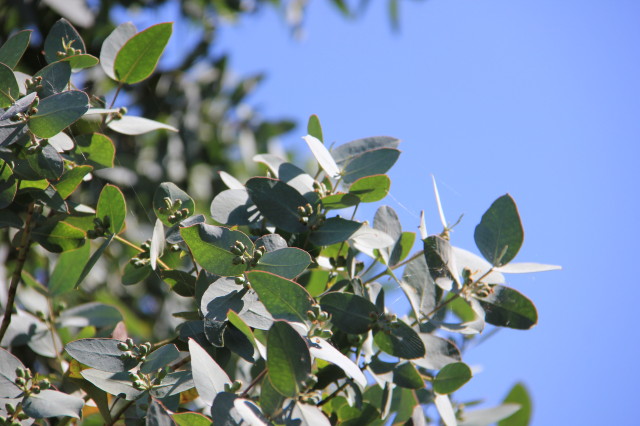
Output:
(149, 371), (194, 398)
(245, 177), (308, 233)
(373, 320), (425, 359)
(0, 347), (24, 398)
(147, 398), (175, 426)
(424, 235), (459, 291)
(44, 18), (85, 64)
(331, 136), (400, 166)
(0, 158), (17, 209)
(55, 165), (91, 199)
(0, 30), (31, 69)
(65, 338), (138, 372)
(80, 369), (143, 400)
(97, 184), (126, 234)
(320, 292), (377, 334)
(247, 270), (313, 324)
(211, 392), (243, 425)
(233, 399), (270, 425)
(0, 63), (19, 108)
(210, 188), (261, 226)
(393, 362), (424, 389)
(321, 192), (360, 210)
(154, 182), (195, 227)
(28, 90), (89, 138)
(412, 334), (461, 371)
(267, 321), (311, 397)
(74, 234), (114, 288)
(140, 344), (180, 374)
(33, 61), (71, 99)
(188, 338), (231, 405)
(399, 255), (437, 320)
(309, 217), (362, 246)
(22, 390), (83, 419)
(474, 194), (524, 266)
(114, 23), (173, 84)
(31, 219), (85, 252)
(475, 285), (537, 330)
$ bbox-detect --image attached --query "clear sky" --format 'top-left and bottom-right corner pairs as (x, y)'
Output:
(120, 0), (640, 424)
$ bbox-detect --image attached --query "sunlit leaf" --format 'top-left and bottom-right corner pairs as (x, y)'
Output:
(267, 321), (311, 397)
(113, 23), (173, 84)
(433, 362), (472, 395)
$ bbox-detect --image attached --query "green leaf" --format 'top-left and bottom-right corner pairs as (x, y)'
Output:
(57, 302), (122, 328)
(210, 188), (261, 226)
(348, 175), (391, 203)
(100, 22), (137, 81)
(245, 177), (309, 233)
(80, 369), (144, 400)
(65, 338), (138, 372)
(253, 247), (311, 278)
(332, 136), (400, 166)
(75, 234), (114, 288)
(320, 292), (377, 334)
(373, 320), (425, 359)
(0, 209), (22, 229)
(73, 133), (115, 169)
(61, 53), (99, 71)
(260, 377), (285, 417)
(154, 182), (195, 227)
(107, 115), (178, 135)
(433, 362), (472, 395)
(28, 90), (89, 138)
(141, 344), (180, 374)
(14, 144), (65, 181)
(498, 382), (532, 426)
(55, 165), (92, 199)
(97, 184), (126, 234)
(0, 30), (31, 69)
(114, 23), (173, 84)
(188, 338), (231, 405)
(393, 362), (424, 389)
(303, 134), (340, 179)
(267, 321), (311, 397)
(211, 393), (243, 424)
(161, 269), (196, 297)
(0, 63), (19, 108)
(247, 270), (313, 324)
(181, 223), (253, 276)
(122, 261), (152, 285)
(31, 219), (85, 252)
(0, 347), (24, 398)
(309, 217), (362, 246)
(1, 91), (36, 121)
(34, 61), (72, 98)
(173, 412), (212, 426)
(22, 390), (83, 419)
(44, 18), (86, 64)
(321, 192), (360, 210)
(475, 285), (538, 330)
(460, 404), (522, 426)
(341, 148), (400, 185)
(49, 242), (90, 295)
(474, 194), (524, 266)
(0, 158), (17, 209)
(423, 235), (459, 291)
(307, 114), (323, 142)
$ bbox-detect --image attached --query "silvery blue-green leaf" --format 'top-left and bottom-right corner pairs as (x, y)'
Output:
(434, 393), (457, 426)
(147, 398), (174, 426)
(350, 223), (394, 256)
(245, 177), (308, 233)
(495, 262), (562, 274)
(412, 334), (461, 370)
(309, 217), (362, 246)
(308, 337), (367, 389)
(432, 175), (448, 230)
(459, 404), (522, 426)
(430, 298), (485, 335)
(211, 392), (243, 426)
(140, 344), (180, 374)
(22, 390), (83, 419)
(291, 402), (331, 426)
(219, 171), (244, 189)
(43, 18), (86, 64)
(303, 134), (340, 179)
(252, 154), (316, 200)
(80, 369), (143, 400)
(149, 371), (194, 398)
(0, 64), (19, 108)
(65, 338), (138, 372)
(165, 214), (204, 244)
(200, 277), (273, 330)
(150, 219), (165, 270)
(33, 61), (71, 98)
(233, 399), (269, 426)
(253, 247), (311, 278)
(188, 338), (231, 406)
(100, 22), (137, 80)
(108, 115), (177, 135)
(373, 205), (402, 262)
(399, 255), (437, 320)
(0, 347), (24, 398)
(341, 148), (400, 185)
(28, 90), (89, 139)
(48, 131), (74, 152)
(419, 210), (428, 240)
(0, 92), (36, 121)
(210, 189), (261, 226)
(254, 233), (288, 252)
(331, 136), (400, 166)
(424, 235), (460, 291)
(411, 404), (427, 426)
(247, 271), (313, 326)
(57, 302), (122, 328)
(452, 247), (505, 284)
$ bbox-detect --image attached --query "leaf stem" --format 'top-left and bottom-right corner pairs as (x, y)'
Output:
(0, 202), (37, 343)
(317, 380), (350, 406)
(240, 368), (267, 398)
(113, 234), (170, 270)
(107, 398), (136, 426)
(367, 249), (424, 283)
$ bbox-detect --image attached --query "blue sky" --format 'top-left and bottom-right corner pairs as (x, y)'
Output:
(120, 0), (640, 424)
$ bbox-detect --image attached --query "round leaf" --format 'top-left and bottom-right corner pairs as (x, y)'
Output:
(341, 148), (400, 184)
(245, 177), (309, 233)
(253, 247), (311, 278)
(73, 133), (115, 169)
(474, 194), (524, 266)
(433, 362), (472, 395)
(28, 90), (89, 138)
(348, 174), (391, 203)
(246, 270), (313, 324)
(267, 321), (311, 397)
(475, 285), (538, 330)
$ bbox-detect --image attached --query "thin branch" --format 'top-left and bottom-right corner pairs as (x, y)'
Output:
(0, 202), (37, 342)
(317, 380), (350, 406)
(240, 368), (267, 398)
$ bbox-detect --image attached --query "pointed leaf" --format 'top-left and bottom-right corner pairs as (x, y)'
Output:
(373, 320), (425, 359)
(475, 285), (537, 330)
(307, 114), (323, 142)
(433, 362), (472, 395)
(498, 383), (531, 426)
(188, 338), (231, 405)
(97, 184), (126, 234)
(432, 175), (448, 230)
(246, 270), (313, 324)
(108, 115), (177, 135)
(28, 90), (89, 138)
(114, 23), (173, 84)
(460, 404), (522, 426)
(320, 292), (377, 334)
(0, 30), (31, 69)
(0, 347), (24, 398)
(308, 337), (367, 389)
(218, 171), (244, 189)
(303, 134), (340, 179)
(267, 321), (311, 397)
(495, 262), (561, 274)
(0, 63), (19, 108)
(150, 219), (165, 270)
(393, 362), (424, 389)
(474, 194), (524, 266)
(22, 390), (83, 419)
(66, 338), (138, 372)
(44, 18), (85, 64)
(100, 22), (137, 80)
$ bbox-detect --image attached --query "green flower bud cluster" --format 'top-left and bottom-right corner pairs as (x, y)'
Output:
(158, 197), (190, 224)
(55, 38), (82, 59)
(87, 216), (111, 239)
(297, 203), (326, 230)
(230, 241), (265, 268)
(371, 312), (399, 335)
(111, 106), (128, 121)
(313, 180), (329, 198)
(129, 367), (167, 390)
(13, 367), (51, 396)
(460, 269), (494, 299)
(9, 97), (40, 124)
(223, 380), (242, 393)
(307, 304), (333, 339)
(129, 240), (151, 268)
(118, 339), (152, 362)
(233, 274), (251, 289)
(25, 75), (43, 94)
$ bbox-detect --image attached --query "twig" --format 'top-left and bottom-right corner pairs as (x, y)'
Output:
(240, 368), (267, 398)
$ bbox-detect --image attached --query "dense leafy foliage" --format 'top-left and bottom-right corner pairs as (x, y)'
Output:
(0, 9), (559, 426)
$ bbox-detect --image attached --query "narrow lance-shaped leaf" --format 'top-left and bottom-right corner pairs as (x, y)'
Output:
(149, 219), (165, 270)
(474, 194), (524, 266)
(303, 135), (340, 179)
(188, 338), (231, 406)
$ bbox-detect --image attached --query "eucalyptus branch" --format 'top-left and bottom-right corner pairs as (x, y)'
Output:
(317, 380), (350, 406)
(107, 398), (137, 426)
(0, 202), (37, 343)
(113, 234), (171, 270)
(367, 249), (424, 283)
(240, 368), (267, 398)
